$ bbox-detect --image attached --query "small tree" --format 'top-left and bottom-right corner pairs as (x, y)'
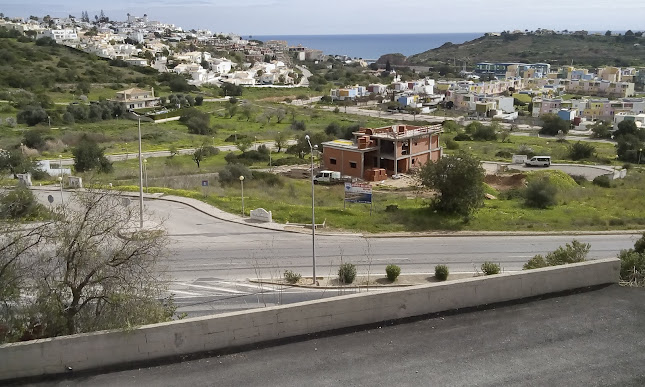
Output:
(274, 131), (288, 153)
(235, 137), (253, 153)
(417, 153), (485, 217)
(192, 147), (206, 168)
(567, 141), (595, 160)
(72, 136), (112, 173)
(539, 114), (570, 136)
(524, 177), (557, 208)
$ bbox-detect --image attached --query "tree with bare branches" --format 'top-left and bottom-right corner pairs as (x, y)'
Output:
(0, 190), (175, 342)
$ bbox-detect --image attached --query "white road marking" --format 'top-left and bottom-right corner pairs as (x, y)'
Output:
(176, 282), (248, 294)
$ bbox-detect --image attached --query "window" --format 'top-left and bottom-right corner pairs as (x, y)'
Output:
(349, 162), (357, 169)
(330, 158), (337, 165)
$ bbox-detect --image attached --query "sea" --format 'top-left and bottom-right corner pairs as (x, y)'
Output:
(251, 33), (483, 61)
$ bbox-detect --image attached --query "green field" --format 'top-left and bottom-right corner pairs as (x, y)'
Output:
(442, 132), (618, 165)
(107, 160), (645, 233)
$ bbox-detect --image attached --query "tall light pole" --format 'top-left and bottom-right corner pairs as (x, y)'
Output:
(639, 148), (643, 165)
(305, 134), (317, 284)
(239, 175), (245, 216)
(137, 118), (144, 229)
(57, 176), (64, 205)
(58, 154), (62, 178)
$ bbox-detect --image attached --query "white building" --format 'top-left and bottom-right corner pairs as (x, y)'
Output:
(37, 29), (79, 44)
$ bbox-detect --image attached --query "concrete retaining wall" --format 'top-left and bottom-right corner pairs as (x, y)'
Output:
(0, 258), (620, 381)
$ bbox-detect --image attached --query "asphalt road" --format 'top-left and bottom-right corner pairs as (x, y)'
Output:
(31, 285), (645, 387)
(31, 190), (640, 316)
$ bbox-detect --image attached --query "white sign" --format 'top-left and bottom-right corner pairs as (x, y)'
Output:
(344, 182), (373, 204)
(250, 208), (272, 223)
(512, 154), (528, 164)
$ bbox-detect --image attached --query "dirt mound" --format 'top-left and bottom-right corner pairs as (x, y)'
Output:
(484, 173), (526, 191)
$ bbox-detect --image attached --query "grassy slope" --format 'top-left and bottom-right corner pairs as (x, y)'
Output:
(112, 167), (645, 233)
(0, 38), (157, 92)
(408, 34), (645, 67)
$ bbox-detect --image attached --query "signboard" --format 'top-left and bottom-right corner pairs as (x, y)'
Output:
(344, 182), (373, 204)
(202, 180), (209, 187)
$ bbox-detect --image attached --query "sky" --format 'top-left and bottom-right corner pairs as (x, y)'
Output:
(2, 0), (645, 35)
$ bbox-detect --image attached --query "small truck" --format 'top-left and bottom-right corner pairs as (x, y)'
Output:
(312, 170), (348, 184)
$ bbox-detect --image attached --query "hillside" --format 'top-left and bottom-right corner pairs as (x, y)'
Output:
(407, 33), (645, 68)
(0, 32), (158, 93)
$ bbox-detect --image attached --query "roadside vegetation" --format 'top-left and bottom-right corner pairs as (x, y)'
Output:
(0, 189), (176, 344)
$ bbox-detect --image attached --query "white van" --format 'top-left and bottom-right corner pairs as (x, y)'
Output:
(525, 156), (551, 167)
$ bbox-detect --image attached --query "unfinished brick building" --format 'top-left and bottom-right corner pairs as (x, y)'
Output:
(321, 124), (443, 181)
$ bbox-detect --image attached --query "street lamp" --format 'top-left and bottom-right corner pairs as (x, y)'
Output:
(57, 176), (64, 205)
(305, 134), (318, 284)
(58, 154), (62, 178)
(48, 116), (51, 128)
(239, 175), (245, 216)
(639, 148), (643, 165)
(137, 118), (144, 228)
(143, 158), (148, 193)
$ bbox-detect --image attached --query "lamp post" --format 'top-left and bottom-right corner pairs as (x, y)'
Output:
(57, 176), (64, 205)
(239, 175), (245, 216)
(305, 134), (317, 284)
(234, 130), (237, 142)
(137, 118), (144, 229)
(639, 148), (643, 165)
(58, 154), (62, 178)
(255, 136), (258, 150)
(143, 158), (148, 193)
(48, 116), (51, 128)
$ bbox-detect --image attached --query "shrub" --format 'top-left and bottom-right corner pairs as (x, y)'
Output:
(435, 264), (449, 281)
(524, 240), (590, 270)
(453, 133), (471, 141)
(445, 139), (460, 150)
(338, 262), (357, 284)
(523, 255), (547, 270)
(291, 120), (306, 131)
(0, 187), (48, 220)
(592, 175), (612, 188)
(545, 240), (590, 265)
(524, 177), (557, 208)
(618, 249), (645, 285)
(568, 174), (587, 185)
(472, 125), (498, 141)
(495, 150), (512, 158)
(283, 270), (302, 284)
(218, 164), (252, 185)
(634, 232), (645, 254)
(481, 262), (501, 275)
(385, 264), (401, 281)
(567, 141), (595, 160)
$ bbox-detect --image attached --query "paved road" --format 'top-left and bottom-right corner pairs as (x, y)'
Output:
(35, 285), (645, 386)
(482, 161), (615, 180)
(47, 140), (295, 166)
(31, 189), (640, 317)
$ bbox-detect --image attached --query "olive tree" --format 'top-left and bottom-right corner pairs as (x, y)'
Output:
(417, 153), (485, 216)
(0, 190), (175, 342)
